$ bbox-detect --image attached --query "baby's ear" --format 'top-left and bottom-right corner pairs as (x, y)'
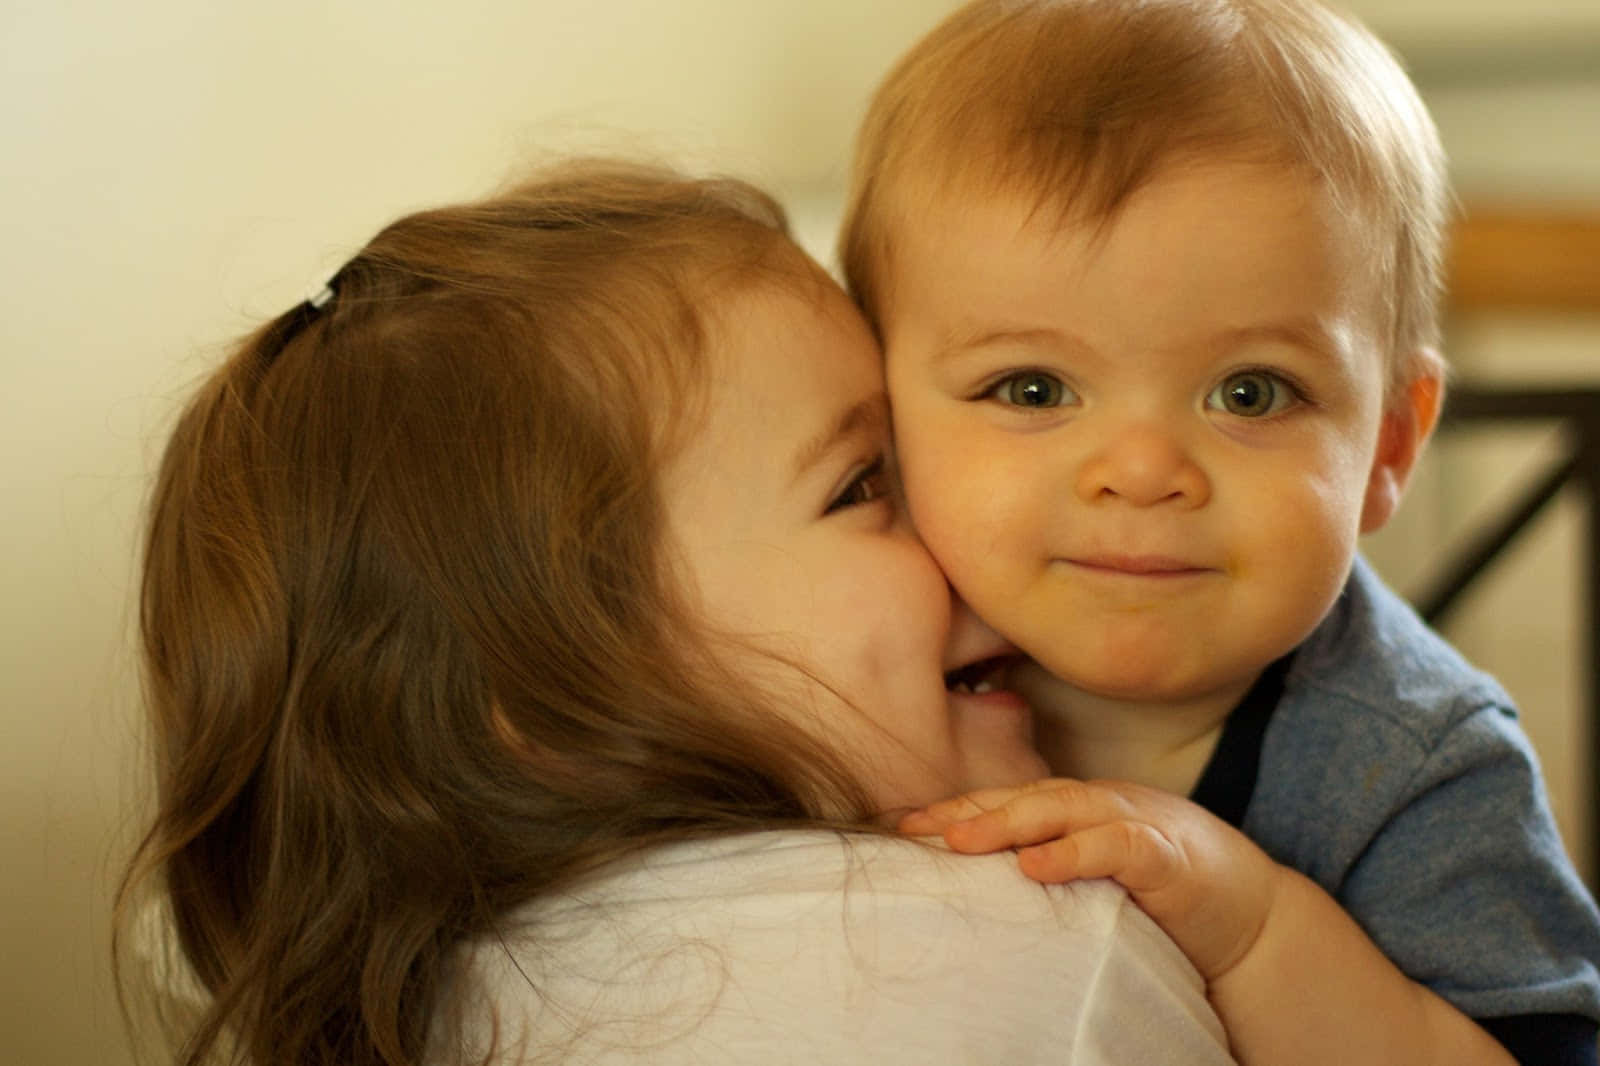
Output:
(1359, 352), (1444, 534)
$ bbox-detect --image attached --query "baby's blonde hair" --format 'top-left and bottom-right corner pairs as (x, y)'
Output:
(841, 0), (1449, 390)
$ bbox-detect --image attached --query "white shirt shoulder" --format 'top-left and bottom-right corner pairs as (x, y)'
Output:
(437, 832), (1234, 1066)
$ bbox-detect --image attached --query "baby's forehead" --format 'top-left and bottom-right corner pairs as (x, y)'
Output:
(879, 158), (1367, 283)
(874, 187), (1405, 398)
(882, 162), (1397, 353)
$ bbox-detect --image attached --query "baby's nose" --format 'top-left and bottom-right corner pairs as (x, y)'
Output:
(1074, 421), (1210, 508)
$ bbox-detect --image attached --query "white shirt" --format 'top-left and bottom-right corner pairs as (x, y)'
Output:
(436, 831), (1235, 1065)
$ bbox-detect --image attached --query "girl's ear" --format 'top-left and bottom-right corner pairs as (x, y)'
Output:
(1360, 355), (1444, 534)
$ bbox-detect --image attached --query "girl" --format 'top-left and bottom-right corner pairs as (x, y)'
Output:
(116, 160), (1232, 1065)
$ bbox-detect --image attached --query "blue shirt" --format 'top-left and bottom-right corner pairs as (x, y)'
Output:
(1195, 556), (1600, 1064)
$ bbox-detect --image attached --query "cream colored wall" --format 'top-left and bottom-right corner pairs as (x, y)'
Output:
(3, 3), (1596, 1063)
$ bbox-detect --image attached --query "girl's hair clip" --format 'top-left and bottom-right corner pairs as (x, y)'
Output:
(306, 280), (337, 311)
(266, 271), (343, 366)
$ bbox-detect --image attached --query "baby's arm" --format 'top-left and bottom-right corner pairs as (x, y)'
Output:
(900, 780), (1514, 1066)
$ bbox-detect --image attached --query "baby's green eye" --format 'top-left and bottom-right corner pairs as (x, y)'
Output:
(991, 372), (1073, 408)
(1207, 371), (1297, 418)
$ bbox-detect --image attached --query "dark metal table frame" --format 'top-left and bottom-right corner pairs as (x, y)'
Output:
(1414, 385), (1600, 880)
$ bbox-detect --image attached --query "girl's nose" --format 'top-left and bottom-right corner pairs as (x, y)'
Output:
(1074, 421), (1211, 508)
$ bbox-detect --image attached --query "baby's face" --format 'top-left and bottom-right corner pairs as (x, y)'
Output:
(878, 161), (1405, 709)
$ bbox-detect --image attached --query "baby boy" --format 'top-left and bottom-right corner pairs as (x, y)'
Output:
(843, 1), (1600, 1063)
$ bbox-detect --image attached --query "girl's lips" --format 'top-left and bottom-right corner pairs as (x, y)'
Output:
(943, 653), (1010, 694)
(944, 655), (1029, 709)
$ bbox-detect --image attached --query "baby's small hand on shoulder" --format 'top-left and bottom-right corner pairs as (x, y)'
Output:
(899, 777), (1288, 982)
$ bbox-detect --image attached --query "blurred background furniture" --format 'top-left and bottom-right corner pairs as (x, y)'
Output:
(1408, 210), (1600, 886)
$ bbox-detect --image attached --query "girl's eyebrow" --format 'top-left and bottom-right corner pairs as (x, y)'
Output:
(790, 396), (888, 483)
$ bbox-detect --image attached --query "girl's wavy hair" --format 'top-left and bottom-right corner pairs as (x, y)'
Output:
(115, 159), (872, 1066)
(841, 0), (1450, 391)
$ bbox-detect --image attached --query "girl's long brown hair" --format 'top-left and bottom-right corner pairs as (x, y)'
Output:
(115, 160), (872, 1066)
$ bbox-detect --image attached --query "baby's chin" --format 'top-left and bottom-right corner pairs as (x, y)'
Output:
(1011, 653), (1182, 709)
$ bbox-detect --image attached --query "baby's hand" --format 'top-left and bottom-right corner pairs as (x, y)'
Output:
(900, 778), (1287, 982)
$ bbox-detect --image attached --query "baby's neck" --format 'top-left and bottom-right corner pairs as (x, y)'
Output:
(1019, 663), (1257, 797)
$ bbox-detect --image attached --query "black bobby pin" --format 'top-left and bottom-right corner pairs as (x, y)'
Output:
(264, 276), (339, 367)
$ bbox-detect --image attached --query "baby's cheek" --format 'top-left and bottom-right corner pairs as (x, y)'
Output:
(895, 455), (943, 522)
(931, 504), (1014, 585)
(898, 459), (965, 541)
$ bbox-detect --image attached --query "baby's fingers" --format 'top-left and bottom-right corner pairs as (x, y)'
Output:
(1015, 820), (1184, 893)
(897, 780), (1068, 837)
(897, 795), (988, 836)
(941, 778), (1124, 854)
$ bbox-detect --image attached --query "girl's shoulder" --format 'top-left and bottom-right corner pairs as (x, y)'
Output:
(531, 829), (1131, 923)
(440, 831), (1224, 1065)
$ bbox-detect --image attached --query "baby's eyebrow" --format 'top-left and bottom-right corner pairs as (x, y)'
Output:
(936, 320), (1346, 363)
(790, 396), (888, 483)
(935, 325), (1081, 363)
(1212, 319), (1343, 361)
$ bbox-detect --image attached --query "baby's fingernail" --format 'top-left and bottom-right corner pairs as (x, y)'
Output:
(897, 810), (936, 833)
(942, 821), (996, 853)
